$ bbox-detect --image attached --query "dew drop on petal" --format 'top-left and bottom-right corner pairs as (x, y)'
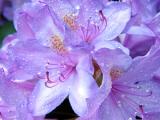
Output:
(75, 5), (80, 10)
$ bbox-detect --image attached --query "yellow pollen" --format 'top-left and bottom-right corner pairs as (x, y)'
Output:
(63, 15), (78, 30)
(110, 67), (123, 80)
(51, 35), (66, 53)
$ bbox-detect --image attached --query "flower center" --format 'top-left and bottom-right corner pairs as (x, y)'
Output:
(63, 14), (78, 30)
(110, 67), (123, 80)
(43, 61), (75, 88)
(51, 35), (67, 53)
(63, 10), (107, 43)
(78, 10), (107, 42)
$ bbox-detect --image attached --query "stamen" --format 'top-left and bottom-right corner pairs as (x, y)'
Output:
(63, 14), (78, 30)
(63, 10), (107, 43)
(111, 87), (146, 119)
(139, 105), (144, 114)
(51, 35), (67, 53)
(79, 10), (107, 42)
(44, 61), (75, 88)
(108, 66), (152, 119)
(110, 80), (152, 119)
(110, 92), (128, 119)
(59, 67), (75, 82)
(99, 10), (107, 22)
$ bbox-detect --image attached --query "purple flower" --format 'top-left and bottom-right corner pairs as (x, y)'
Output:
(0, 36), (44, 120)
(3, 4), (98, 116)
(4, 34), (100, 117)
(79, 41), (160, 120)
(15, 0), (131, 44)
(1, 0), (131, 117)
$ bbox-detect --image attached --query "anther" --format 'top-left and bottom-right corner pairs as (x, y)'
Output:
(51, 35), (67, 53)
(63, 14), (78, 30)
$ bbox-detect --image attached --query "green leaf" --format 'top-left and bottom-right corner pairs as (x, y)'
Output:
(0, 21), (16, 44)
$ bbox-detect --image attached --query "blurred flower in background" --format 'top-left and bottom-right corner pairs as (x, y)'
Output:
(0, 0), (30, 22)
(0, 0), (30, 44)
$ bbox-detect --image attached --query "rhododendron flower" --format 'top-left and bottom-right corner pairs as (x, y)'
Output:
(0, 36), (44, 120)
(79, 41), (160, 120)
(1, 0), (160, 120)
(15, 0), (131, 46)
(1, 0), (131, 117)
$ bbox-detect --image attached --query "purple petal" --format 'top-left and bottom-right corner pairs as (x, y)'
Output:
(124, 35), (156, 58)
(7, 39), (57, 82)
(14, 2), (64, 46)
(93, 40), (130, 55)
(76, 0), (103, 26)
(93, 48), (132, 71)
(147, 13), (160, 37)
(97, 2), (131, 40)
(143, 112), (160, 120)
(69, 55), (98, 116)
(0, 69), (40, 119)
(29, 80), (69, 116)
(0, 97), (17, 120)
(128, 0), (158, 21)
(69, 69), (98, 116)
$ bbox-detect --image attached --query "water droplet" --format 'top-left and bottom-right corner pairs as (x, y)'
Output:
(63, 65), (66, 68)
(67, 46), (72, 51)
(117, 101), (122, 107)
(101, 63), (104, 66)
(75, 5), (80, 10)
(121, 94), (125, 98)
(90, 50), (94, 54)
(146, 89), (150, 93)
(128, 117), (132, 120)
(136, 85), (141, 89)
(95, 9), (99, 12)
(56, 71), (61, 74)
